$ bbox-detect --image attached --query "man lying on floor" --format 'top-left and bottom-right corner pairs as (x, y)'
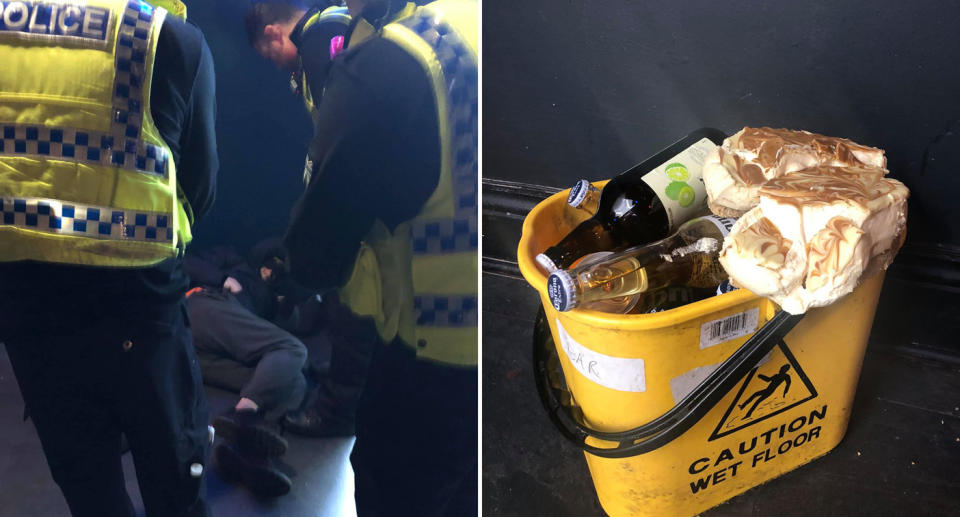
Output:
(184, 238), (318, 497)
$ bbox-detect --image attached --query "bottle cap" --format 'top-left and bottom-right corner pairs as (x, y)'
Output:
(547, 270), (578, 312)
(190, 463), (203, 478)
(567, 179), (591, 208)
(535, 253), (559, 273)
(716, 279), (738, 296)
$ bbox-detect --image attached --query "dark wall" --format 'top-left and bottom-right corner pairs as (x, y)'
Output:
(483, 0), (960, 246)
(186, 0), (313, 251)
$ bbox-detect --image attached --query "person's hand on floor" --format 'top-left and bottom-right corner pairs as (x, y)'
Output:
(223, 276), (243, 294)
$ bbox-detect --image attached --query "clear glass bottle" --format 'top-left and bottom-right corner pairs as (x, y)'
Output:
(628, 285), (718, 314)
(547, 215), (736, 312)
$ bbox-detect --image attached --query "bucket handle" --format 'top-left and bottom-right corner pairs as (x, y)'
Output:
(533, 308), (805, 458)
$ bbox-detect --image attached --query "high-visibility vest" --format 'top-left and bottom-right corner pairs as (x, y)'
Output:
(337, 0), (477, 367)
(0, 0), (191, 267)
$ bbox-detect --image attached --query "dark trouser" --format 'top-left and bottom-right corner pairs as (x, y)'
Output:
(186, 290), (307, 418)
(3, 301), (211, 517)
(351, 335), (478, 516)
(306, 296), (381, 427)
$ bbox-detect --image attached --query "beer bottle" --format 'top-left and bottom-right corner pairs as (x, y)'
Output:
(535, 128), (727, 273)
(566, 179), (602, 215)
(547, 215), (736, 312)
(578, 283), (727, 314)
(631, 285), (717, 314)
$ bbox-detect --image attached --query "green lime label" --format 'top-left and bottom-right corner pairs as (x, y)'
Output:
(665, 181), (686, 200)
(640, 137), (718, 230)
(665, 162), (690, 181)
(677, 185), (695, 207)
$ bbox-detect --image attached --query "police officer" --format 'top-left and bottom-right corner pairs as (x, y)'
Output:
(246, 0), (350, 120)
(247, 0), (477, 513)
(0, 0), (218, 515)
(245, 0), (357, 437)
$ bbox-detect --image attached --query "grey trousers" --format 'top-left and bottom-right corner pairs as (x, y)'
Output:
(186, 290), (307, 418)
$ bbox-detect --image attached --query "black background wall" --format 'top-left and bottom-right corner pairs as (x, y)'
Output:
(483, 0), (960, 247)
(186, 0), (313, 251)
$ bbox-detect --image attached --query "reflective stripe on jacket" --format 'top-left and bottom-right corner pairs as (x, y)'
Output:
(0, 0), (191, 267)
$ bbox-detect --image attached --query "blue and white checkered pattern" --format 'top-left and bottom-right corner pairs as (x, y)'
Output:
(401, 10), (478, 255)
(402, 11), (478, 217)
(107, 0), (168, 175)
(414, 295), (477, 327)
(411, 216), (477, 254)
(0, 124), (167, 175)
(0, 196), (173, 242)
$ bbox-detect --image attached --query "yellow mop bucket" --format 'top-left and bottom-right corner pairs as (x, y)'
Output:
(518, 183), (886, 517)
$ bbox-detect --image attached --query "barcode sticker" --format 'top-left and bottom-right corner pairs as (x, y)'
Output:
(700, 308), (760, 349)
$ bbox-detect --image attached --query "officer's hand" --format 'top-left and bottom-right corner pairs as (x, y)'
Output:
(223, 276), (243, 294)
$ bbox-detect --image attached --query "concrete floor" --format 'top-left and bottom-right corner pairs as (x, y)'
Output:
(0, 345), (356, 517)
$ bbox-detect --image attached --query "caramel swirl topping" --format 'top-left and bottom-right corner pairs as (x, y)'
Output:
(805, 217), (864, 291)
(719, 149), (766, 185)
(760, 166), (890, 206)
(726, 127), (886, 185)
(735, 217), (793, 269)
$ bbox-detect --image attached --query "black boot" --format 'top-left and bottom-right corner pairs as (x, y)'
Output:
(213, 408), (288, 457)
(213, 442), (292, 498)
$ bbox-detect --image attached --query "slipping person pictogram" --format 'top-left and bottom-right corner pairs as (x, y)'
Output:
(710, 342), (818, 441)
(738, 364), (792, 419)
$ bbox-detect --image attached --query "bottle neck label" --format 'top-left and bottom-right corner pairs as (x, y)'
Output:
(640, 137), (718, 230)
(700, 214), (737, 237)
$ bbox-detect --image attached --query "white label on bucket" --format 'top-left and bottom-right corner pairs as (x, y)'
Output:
(670, 363), (720, 404)
(670, 353), (772, 404)
(700, 308), (759, 349)
(555, 319), (646, 393)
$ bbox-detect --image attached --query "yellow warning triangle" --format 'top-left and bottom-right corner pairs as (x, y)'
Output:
(709, 340), (818, 441)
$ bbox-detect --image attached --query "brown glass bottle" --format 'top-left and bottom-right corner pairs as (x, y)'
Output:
(535, 128), (726, 273)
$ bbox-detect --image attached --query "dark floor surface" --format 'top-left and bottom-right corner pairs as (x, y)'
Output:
(0, 344), (355, 517)
(482, 271), (960, 517)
